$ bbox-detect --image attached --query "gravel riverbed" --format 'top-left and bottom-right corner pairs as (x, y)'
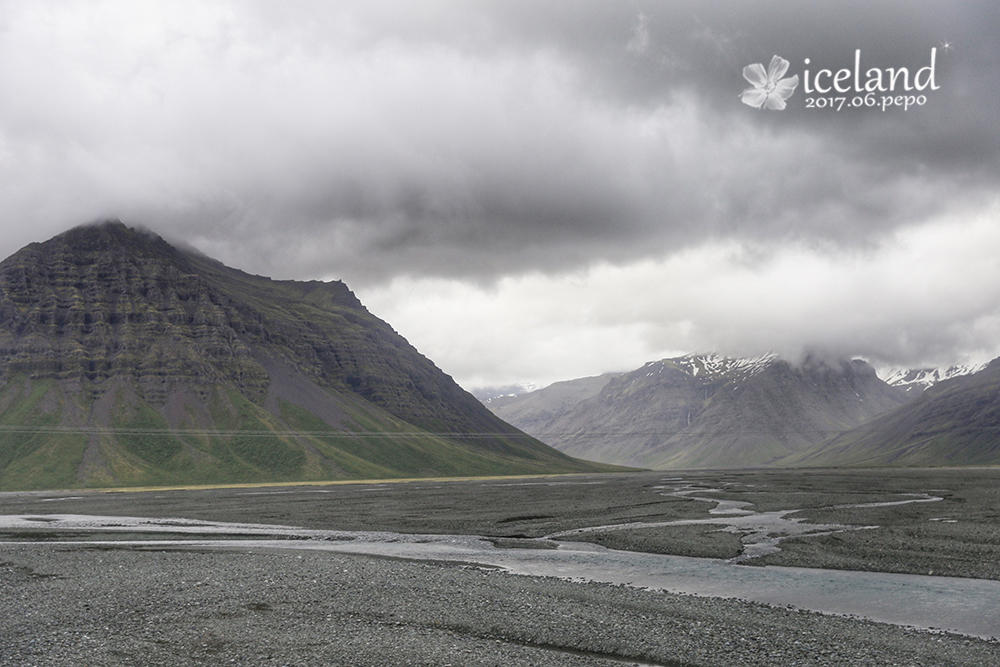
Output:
(2, 543), (997, 667)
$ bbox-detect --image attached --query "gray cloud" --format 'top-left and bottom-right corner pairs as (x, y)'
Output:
(0, 0), (997, 383)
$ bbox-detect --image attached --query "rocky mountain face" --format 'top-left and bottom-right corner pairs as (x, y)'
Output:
(0, 221), (604, 490)
(785, 359), (1000, 467)
(489, 353), (910, 469)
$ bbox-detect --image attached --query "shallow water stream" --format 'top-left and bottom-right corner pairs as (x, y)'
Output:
(548, 482), (943, 561)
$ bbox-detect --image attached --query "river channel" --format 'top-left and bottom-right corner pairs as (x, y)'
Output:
(2, 511), (998, 641)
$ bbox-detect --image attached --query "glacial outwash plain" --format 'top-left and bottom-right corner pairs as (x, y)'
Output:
(1, 223), (999, 666)
(3, 468), (1000, 666)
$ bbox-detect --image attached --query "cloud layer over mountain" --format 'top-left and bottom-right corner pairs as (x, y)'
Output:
(1, 1), (997, 387)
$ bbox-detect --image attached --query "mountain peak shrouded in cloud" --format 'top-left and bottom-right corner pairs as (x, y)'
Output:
(0, 221), (611, 489)
(0, 1), (997, 390)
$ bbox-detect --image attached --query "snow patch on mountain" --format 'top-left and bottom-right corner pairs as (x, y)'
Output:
(676, 352), (778, 381)
(881, 364), (987, 394)
(472, 383), (538, 405)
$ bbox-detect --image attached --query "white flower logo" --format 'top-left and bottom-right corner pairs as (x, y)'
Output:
(741, 55), (799, 110)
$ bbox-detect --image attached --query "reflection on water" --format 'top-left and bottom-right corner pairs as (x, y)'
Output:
(1, 512), (997, 640)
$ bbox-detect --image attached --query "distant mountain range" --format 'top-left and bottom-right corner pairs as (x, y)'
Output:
(0, 221), (611, 490)
(486, 353), (997, 469)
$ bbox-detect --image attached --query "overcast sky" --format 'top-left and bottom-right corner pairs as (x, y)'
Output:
(1, 1), (998, 390)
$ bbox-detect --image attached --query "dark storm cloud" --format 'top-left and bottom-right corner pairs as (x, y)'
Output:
(0, 0), (995, 284)
(183, 0), (999, 281)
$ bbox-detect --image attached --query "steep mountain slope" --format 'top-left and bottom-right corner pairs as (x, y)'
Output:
(784, 358), (1000, 467)
(489, 354), (909, 469)
(0, 221), (606, 490)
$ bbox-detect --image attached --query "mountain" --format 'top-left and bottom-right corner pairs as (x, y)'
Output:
(881, 363), (987, 395)
(471, 383), (538, 407)
(0, 221), (609, 490)
(485, 373), (620, 431)
(488, 353), (909, 469)
(784, 358), (1000, 467)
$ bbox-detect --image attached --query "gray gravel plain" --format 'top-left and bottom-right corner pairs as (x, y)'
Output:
(4, 544), (997, 667)
(2, 468), (999, 666)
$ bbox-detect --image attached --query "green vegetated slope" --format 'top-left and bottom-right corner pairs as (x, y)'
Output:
(782, 359), (1000, 467)
(0, 221), (611, 490)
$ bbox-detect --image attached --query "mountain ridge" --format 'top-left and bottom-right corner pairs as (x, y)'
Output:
(880, 363), (987, 395)
(488, 352), (1000, 469)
